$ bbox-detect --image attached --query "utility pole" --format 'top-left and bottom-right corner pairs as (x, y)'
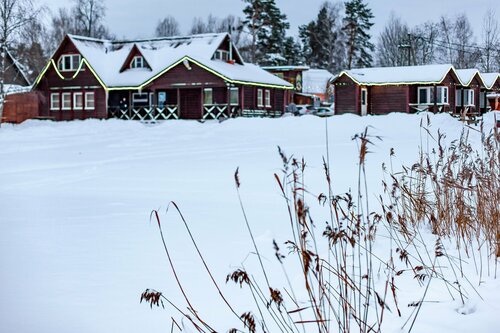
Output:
(398, 33), (412, 66)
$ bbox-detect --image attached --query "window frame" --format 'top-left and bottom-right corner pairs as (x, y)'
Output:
(418, 86), (448, 105)
(131, 56), (145, 69)
(203, 88), (213, 105)
(73, 92), (83, 110)
(50, 93), (60, 111)
(229, 87), (239, 105)
(85, 92), (95, 110)
(465, 89), (475, 106)
(61, 92), (72, 110)
(257, 89), (263, 107)
(264, 89), (271, 107)
(214, 49), (229, 61)
(58, 54), (82, 72)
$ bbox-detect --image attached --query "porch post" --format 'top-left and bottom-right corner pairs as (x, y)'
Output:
(177, 88), (181, 118)
(227, 85), (230, 118)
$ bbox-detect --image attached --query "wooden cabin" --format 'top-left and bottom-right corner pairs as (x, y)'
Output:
(332, 64), (470, 116)
(455, 69), (486, 116)
(482, 73), (500, 111)
(262, 66), (333, 106)
(33, 33), (293, 121)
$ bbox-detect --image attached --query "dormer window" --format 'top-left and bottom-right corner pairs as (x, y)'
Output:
(213, 49), (229, 62)
(58, 54), (81, 72)
(131, 56), (145, 69)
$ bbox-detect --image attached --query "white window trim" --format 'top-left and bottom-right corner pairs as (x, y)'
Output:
(73, 92), (83, 110)
(265, 89), (271, 107)
(203, 88), (213, 105)
(85, 92), (95, 110)
(214, 49), (229, 61)
(230, 87), (239, 105)
(61, 92), (72, 110)
(58, 54), (81, 72)
(50, 93), (60, 110)
(257, 89), (263, 107)
(418, 86), (449, 105)
(466, 89), (475, 106)
(131, 56), (145, 69)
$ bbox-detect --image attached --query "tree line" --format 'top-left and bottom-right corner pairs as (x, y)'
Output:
(2, 0), (500, 86)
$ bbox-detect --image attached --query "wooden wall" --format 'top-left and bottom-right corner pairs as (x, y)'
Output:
(370, 86), (409, 114)
(2, 92), (41, 124)
(334, 75), (359, 115)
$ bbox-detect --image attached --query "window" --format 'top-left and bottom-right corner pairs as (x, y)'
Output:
(418, 86), (448, 105)
(131, 56), (145, 69)
(230, 87), (239, 105)
(361, 89), (367, 106)
(50, 93), (60, 110)
(58, 54), (81, 71)
(73, 92), (83, 110)
(257, 89), (263, 107)
(204, 88), (213, 105)
(480, 91), (486, 108)
(265, 90), (271, 107)
(61, 93), (71, 110)
(464, 89), (474, 106)
(132, 92), (149, 107)
(85, 92), (95, 110)
(456, 89), (462, 106)
(213, 49), (229, 61)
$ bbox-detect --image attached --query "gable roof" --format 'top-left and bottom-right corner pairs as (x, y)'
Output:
(302, 69), (334, 94)
(37, 33), (292, 90)
(337, 64), (455, 86)
(481, 73), (500, 89)
(119, 45), (152, 73)
(455, 69), (483, 86)
(3, 49), (30, 86)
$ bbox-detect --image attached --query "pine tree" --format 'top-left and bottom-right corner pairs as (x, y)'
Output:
(299, 2), (344, 73)
(343, 0), (375, 69)
(241, 0), (295, 65)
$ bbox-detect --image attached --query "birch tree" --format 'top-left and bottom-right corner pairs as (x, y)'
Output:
(481, 10), (500, 72)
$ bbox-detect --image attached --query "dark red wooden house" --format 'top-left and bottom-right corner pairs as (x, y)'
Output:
(482, 73), (500, 111)
(332, 64), (471, 116)
(33, 33), (293, 121)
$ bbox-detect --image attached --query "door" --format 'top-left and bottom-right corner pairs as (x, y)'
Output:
(361, 88), (368, 116)
(180, 89), (202, 119)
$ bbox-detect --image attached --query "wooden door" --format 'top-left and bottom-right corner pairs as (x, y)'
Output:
(361, 88), (368, 116)
(180, 89), (202, 119)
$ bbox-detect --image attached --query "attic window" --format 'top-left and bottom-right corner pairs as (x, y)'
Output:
(213, 49), (229, 61)
(131, 56), (145, 69)
(58, 54), (81, 72)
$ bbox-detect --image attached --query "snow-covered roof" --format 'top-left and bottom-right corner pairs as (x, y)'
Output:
(262, 65), (310, 71)
(53, 33), (292, 89)
(455, 69), (482, 86)
(302, 69), (333, 94)
(481, 73), (500, 89)
(338, 64), (455, 86)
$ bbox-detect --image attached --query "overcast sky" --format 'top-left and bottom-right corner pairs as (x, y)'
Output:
(43, 0), (497, 41)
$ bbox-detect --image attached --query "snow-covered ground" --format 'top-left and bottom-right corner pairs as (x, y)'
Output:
(0, 112), (499, 333)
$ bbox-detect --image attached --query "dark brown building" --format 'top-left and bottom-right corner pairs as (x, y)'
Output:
(332, 64), (490, 116)
(33, 33), (293, 121)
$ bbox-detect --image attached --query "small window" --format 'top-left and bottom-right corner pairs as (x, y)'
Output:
(230, 87), (239, 105)
(456, 89), (462, 106)
(465, 89), (474, 106)
(204, 88), (213, 105)
(418, 87), (430, 104)
(73, 92), (83, 110)
(265, 90), (271, 107)
(61, 92), (71, 110)
(50, 93), (60, 110)
(437, 86), (448, 104)
(480, 91), (486, 108)
(58, 54), (81, 72)
(131, 56), (145, 69)
(85, 92), (95, 110)
(214, 49), (229, 61)
(257, 89), (263, 107)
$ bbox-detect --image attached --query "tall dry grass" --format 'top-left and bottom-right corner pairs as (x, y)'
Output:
(141, 115), (499, 333)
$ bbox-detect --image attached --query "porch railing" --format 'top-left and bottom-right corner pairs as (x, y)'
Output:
(108, 105), (179, 121)
(242, 109), (283, 118)
(202, 104), (240, 120)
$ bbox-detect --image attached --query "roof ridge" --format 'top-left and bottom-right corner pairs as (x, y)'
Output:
(69, 32), (228, 45)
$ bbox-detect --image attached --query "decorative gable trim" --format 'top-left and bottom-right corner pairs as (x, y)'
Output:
(119, 45), (152, 72)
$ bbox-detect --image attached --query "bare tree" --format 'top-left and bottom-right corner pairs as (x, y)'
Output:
(376, 13), (409, 66)
(0, 0), (38, 125)
(481, 10), (500, 72)
(155, 16), (180, 37)
(72, 0), (110, 39)
(411, 21), (439, 65)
